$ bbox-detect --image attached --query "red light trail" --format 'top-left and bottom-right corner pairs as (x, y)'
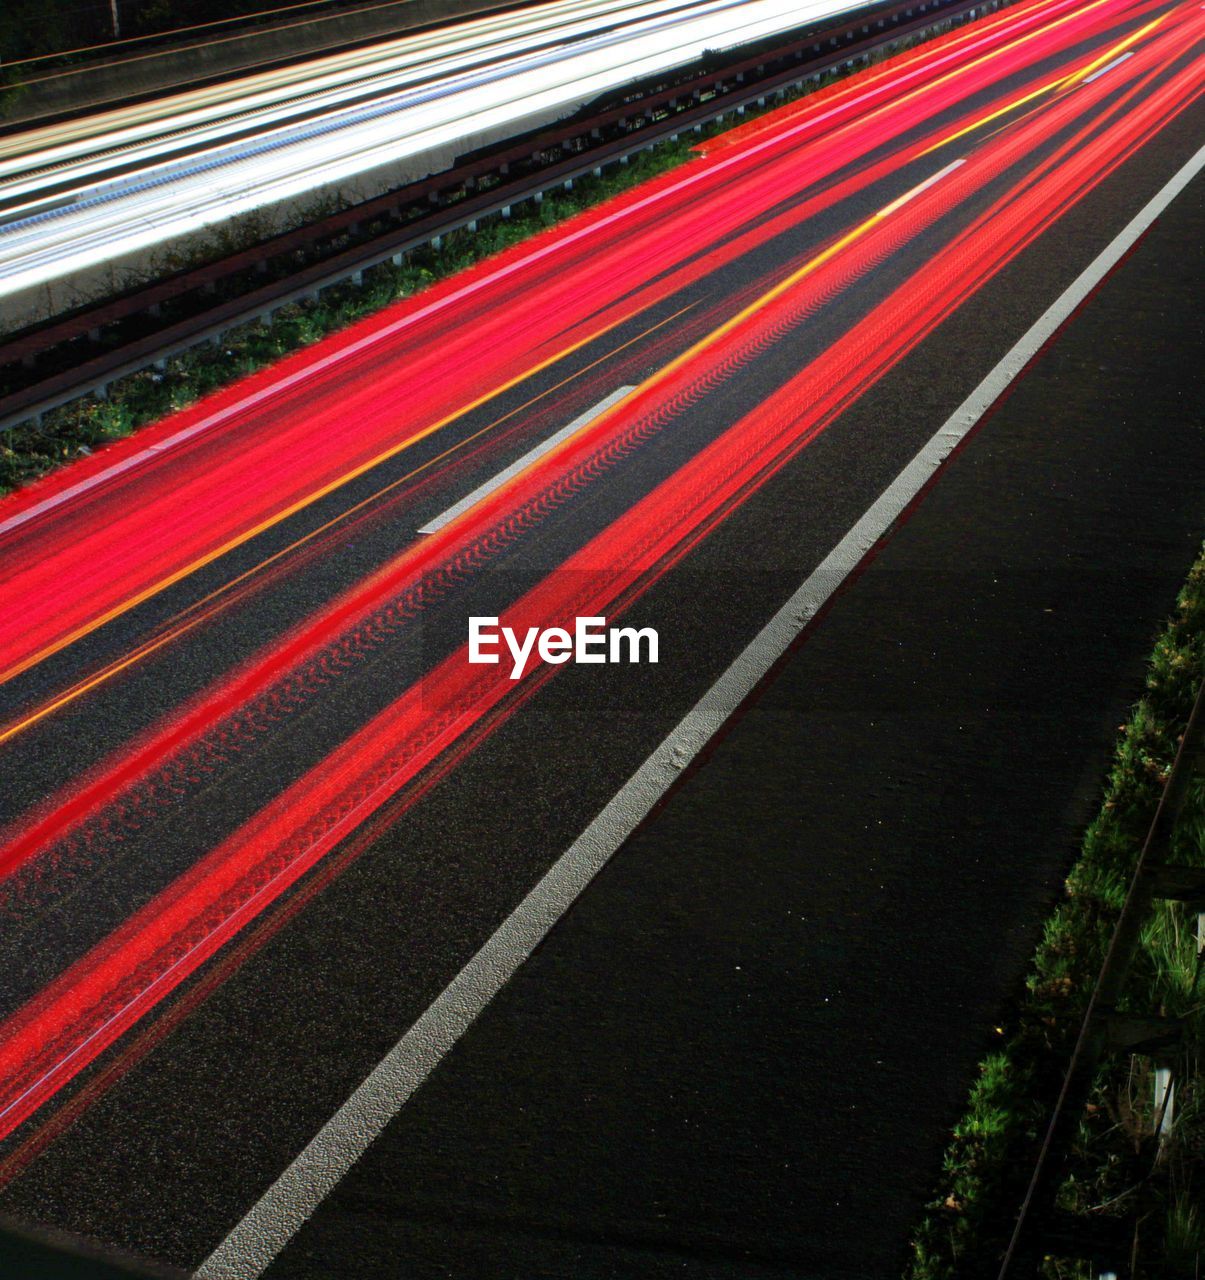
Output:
(0, 0), (1178, 686)
(0, 0), (1200, 1150)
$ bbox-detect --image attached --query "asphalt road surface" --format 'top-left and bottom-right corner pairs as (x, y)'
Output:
(0, 0), (1202, 1273)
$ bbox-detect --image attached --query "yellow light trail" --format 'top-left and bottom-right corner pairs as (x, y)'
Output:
(1057, 11), (1166, 85)
(921, 9), (1167, 154)
(462, 157), (969, 539)
(919, 74), (1068, 154)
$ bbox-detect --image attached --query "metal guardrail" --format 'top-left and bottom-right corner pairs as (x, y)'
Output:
(0, 0), (995, 433)
(997, 675), (1205, 1277)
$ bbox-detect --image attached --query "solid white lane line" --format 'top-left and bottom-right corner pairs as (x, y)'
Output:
(1083, 49), (1135, 82)
(195, 140), (1205, 1280)
(416, 386), (636, 534)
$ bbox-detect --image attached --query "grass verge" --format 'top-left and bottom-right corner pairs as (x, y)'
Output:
(907, 547), (1205, 1278)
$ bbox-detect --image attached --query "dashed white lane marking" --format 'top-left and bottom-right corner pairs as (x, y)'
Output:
(416, 386), (635, 534)
(878, 156), (965, 217)
(1083, 49), (1135, 82)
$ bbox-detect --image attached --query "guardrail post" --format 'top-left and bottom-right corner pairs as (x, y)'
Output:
(1153, 1065), (1174, 1149)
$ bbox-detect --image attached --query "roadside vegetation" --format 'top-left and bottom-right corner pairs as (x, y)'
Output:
(908, 548), (1205, 1278)
(0, 14), (969, 495)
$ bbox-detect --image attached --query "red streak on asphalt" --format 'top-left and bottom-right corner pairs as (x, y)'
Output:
(0, 0), (1167, 685)
(0, 0), (1200, 1143)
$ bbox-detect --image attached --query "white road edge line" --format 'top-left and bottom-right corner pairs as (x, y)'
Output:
(194, 141), (1205, 1280)
(416, 386), (636, 534)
